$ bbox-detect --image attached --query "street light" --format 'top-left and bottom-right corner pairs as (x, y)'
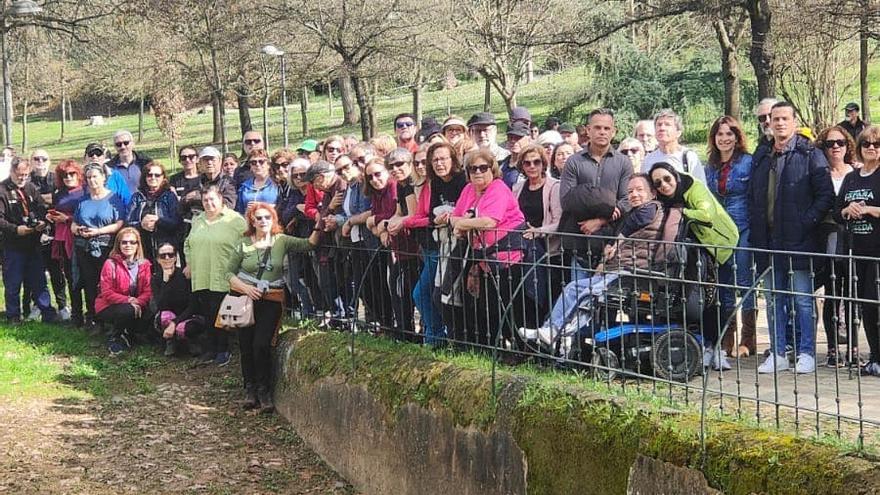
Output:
(261, 44), (288, 148)
(2, 0), (43, 146)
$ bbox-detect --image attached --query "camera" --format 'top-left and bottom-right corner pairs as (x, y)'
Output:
(22, 215), (40, 229)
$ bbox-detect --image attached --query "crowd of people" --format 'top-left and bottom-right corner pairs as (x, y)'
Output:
(1, 99), (879, 413)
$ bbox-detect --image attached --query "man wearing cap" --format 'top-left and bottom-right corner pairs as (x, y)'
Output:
(234, 130), (264, 188)
(558, 122), (581, 150)
(297, 139), (321, 164)
(468, 112), (510, 163)
(83, 142), (132, 210)
(108, 130), (150, 196)
(498, 121), (531, 188)
(510, 106), (532, 127)
(839, 102), (866, 140)
(418, 117), (441, 144)
(393, 113), (419, 153)
(179, 146), (236, 225)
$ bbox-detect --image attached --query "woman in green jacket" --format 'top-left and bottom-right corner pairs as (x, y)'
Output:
(649, 161), (740, 371)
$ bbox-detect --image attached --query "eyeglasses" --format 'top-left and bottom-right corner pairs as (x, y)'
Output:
(369, 171), (385, 180)
(520, 159), (542, 168)
(395, 121), (415, 129)
(180, 153), (198, 161)
(620, 148), (640, 155)
(389, 161), (408, 169)
(467, 164), (491, 174)
(115, 140), (130, 148)
(254, 214), (272, 222)
(325, 146), (343, 154)
(120, 240), (139, 246)
(758, 114), (770, 123)
(158, 252), (176, 259)
(62, 171), (78, 178)
(87, 150), (104, 158)
(653, 175), (675, 188)
(249, 159), (268, 166)
(861, 141), (880, 149)
(146, 172), (164, 178)
(273, 161), (289, 168)
(823, 139), (848, 149)
(414, 159), (426, 166)
(244, 138), (262, 145)
(32, 156), (48, 162)
(335, 163), (352, 176)
(291, 172), (306, 180)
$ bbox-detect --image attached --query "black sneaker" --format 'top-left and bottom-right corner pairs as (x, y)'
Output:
(825, 351), (842, 368)
(164, 340), (177, 357)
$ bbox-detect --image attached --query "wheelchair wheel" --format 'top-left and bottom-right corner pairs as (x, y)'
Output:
(591, 347), (620, 381)
(651, 330), (701, 382)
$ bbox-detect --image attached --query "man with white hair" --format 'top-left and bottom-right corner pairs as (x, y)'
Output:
(108, 130), (150, 195)
(754, 97), (779, 153)
(633, 120), (657, 153)
(641, 109), (706, 183)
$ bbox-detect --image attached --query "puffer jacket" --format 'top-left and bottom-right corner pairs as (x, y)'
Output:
(605, 202), (683, 272)
(95, 254), (152, 314)
(705, 153), (752, 231)
(127, 188), (182, 252)
(748, 134), (834, 270)
(679, 174), (739, 264)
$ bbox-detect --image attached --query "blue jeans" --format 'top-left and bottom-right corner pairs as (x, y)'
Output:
(766, 268), (815, 356)
(2, 247), (56, 321)
(546, 273), (619, 329)
(718, 231), (756, 312)
(413, 251), (444, 345)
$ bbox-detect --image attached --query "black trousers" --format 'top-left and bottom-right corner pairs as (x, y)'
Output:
(191, 290), (229, 354)
(238, 299), (283, 388)
(97, 303), (147, 341)
(855, 260), (880, 360)
(75, 246), (110, 320)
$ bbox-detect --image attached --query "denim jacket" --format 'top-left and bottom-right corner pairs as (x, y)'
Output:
(706, 153), (752, 231)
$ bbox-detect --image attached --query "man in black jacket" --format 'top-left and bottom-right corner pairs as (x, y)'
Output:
(0, 158), (57, 323)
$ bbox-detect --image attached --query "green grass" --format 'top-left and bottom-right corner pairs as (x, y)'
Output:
(0, 320), (163, 401)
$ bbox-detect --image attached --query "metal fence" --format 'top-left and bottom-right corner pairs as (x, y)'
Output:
(290, 224), (880, 453)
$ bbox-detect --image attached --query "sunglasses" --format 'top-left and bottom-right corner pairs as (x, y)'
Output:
(244, 138), (262, 145)
(115, 140), (130, 148)
(758, 114), (770, 123)
(158, 252), (176, 259)
(62, 171), (78, 178)
(861, 141), (880, 149)
(146, 172), (164, 178)
(254, 214), (272, 222)
(467, 164), (491, 174)
(395, 121), (415, 129)
(291, 172), (306, 180)
(273, 161), (289, 168)
(87, 150), (104, 158)
(369, 171), (385, 180)
(180, 153), (198, 161)
(120, 240), (139, 246)
(32, 156), (49, 162)
(653, 175), (675, 188)
(520, 159), (542, 168)
(389, 161), (408, 169)
(352, 156), (366, 165)
(249, 159), (268, 166)
(620, 148), (640, 155)
(823, 139), (848, 149)
(325, 146), (343, 153)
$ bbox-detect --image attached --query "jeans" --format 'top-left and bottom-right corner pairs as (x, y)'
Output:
(546, 273), (619, 329)
(766, 268), (815, 356)
(413, 250), (444, 345)
(287, 252), (314, 317)
(2, 247), (56, 321)
(718, 233), (756, 312)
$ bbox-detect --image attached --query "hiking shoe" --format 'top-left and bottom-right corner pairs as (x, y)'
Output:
(108, 340), (128, 356)
(58, 307), (72, 322)
(795, 353), (815, 374)
(26, 306), (41, 321)
(164, 340), (177, 357)
(861, 361), (880, 377)
(758, 353), (789, 374)
(214, 351), (231, 367)
(702, 348), (714, 368)
(825, 350), (842, 368)
(517, 327), (538, 341)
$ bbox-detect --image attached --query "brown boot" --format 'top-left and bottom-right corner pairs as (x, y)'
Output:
(721, 313), (737, 356)
(738, 310), (758, 357)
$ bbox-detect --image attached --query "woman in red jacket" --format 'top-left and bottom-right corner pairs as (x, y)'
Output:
(95, 227), (153, 356)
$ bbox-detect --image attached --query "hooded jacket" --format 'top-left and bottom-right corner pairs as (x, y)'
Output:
(95, 254), (152, 314)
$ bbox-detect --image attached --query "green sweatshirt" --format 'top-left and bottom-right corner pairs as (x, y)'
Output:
(184, 208), (247, 292)
(226, 234), (313, 284)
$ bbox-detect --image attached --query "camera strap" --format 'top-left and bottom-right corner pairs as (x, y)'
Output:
(15, 188), (30, 217)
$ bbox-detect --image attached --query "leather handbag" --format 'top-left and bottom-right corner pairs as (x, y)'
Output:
(214, 244), (271, 330)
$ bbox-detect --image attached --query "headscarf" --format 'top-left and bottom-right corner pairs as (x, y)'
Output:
(649, 161), (693, 207)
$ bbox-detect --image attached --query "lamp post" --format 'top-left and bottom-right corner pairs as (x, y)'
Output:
(2, 0), (41, 146)
(261, 44), (288, 148)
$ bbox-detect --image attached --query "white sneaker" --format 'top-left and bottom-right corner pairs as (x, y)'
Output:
(58, 307), (71, 321)
(758, 353), (789, 374)
(26, 306), (41, 321)
(517, 327), (538, 341)
(795, 353), (815, 374)
(702, 348), (714, 368)
(536, 327), (557, 347)
(713, 350), (732, 371)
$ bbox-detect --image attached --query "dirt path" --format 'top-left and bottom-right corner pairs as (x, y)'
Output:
(0, 356), (356, 494)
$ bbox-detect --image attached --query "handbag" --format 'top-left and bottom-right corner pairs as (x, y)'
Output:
(215, 243), (272, 330)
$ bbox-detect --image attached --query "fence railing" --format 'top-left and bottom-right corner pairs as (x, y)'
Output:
(289, 224), (880, 453)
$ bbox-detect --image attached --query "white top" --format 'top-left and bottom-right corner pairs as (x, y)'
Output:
(642, 147), (707, 183)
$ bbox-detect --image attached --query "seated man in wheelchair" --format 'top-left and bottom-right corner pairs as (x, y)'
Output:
(518, 173), (680, 348)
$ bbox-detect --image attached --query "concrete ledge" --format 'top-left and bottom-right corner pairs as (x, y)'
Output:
(274, 331), (880, 495)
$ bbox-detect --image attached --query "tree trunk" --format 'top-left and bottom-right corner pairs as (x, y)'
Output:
(860, 8), (871, 124)
(714, 19), (741, 120)
(523, 47), (534, 84)
(262, 87), (269, 149)
(300, 86), (309, 137)
(412, 68), (423, 125)
(339, 73), (358, 125)
(746, 0), (775, 100)
(1, 30), (13, 147)
(211, 91), (223, 144)
(327, 80), (333, 117)
(20, 99), (27, 152)
(237, 86), (253, 135)
(138, 91), (145, 143)
(351, 74), (372, 140)
(67, 98), (73, 123)
(59, 81), (66, 143)
(483, 77), (491, 111)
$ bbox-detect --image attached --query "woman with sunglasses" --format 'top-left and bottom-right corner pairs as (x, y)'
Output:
(236, 149), (279, 214)
(834, 126), (880, 376)
(72, 163), (126, 330)
(151, 242), (199, 357)
(649, 161), (739, 370)
(449, 149), (533, 352)
(322, 135), (346, 164)
(46, 160), (87, 326)
(270, 149), (296, 204)
(816, 126), (857, 367)
(277, 158), (318, 319)
(705, 116), (757, 360)
(617, 138), (645, 174)
(96, 227), (152, 356)
(127, 161), (181, 260)
(226, 202), (320, 412)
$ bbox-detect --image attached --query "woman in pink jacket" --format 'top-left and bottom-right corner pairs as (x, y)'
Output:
(95, 227), (153, 356)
